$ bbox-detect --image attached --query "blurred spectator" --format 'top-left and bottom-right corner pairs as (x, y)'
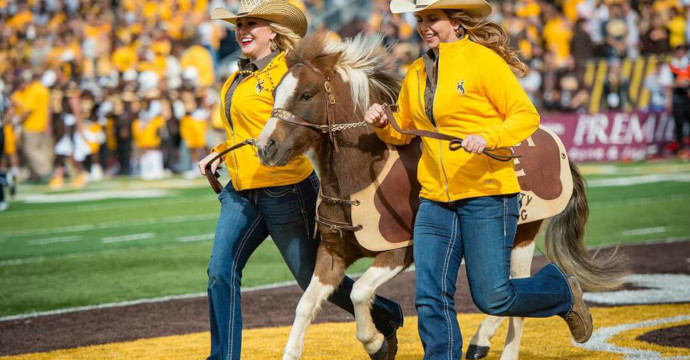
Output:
(642, 12), (671, 54)
(571, 19), (594, 69)
(645, 61), (673, 112)
(604, 1), (629, 58)
(602, 58), (630, 111)
(559, 59), (589, 111)
(668, 45), (690, 158)
(668, 6), (687, 49)
(13, 72), (52, 180)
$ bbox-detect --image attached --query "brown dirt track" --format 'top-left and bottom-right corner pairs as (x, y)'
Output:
(1, 240), (689, 357)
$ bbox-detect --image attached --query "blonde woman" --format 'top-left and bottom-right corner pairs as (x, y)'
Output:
(364, 0), (592, 358)
(199, 2), (402, 359)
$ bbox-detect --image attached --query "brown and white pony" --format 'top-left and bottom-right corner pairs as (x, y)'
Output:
(256, 32), (627, 360)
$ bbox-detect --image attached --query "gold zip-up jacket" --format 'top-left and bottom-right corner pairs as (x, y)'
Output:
(375, 37), (540, 202)
(212, 52), (313, 191)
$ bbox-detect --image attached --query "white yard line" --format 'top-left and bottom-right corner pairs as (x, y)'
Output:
(619, 226), (669, 237)
(28, 236), (82, 246)
(0, 280), (297, 322)
(589, 194), (690, 208)
(102, 233), (155, 244)
(1, 197), (201, 219)
(587, 173), (690, 187)
(0, 214), (216, 238)
(176, 233), (215, 242)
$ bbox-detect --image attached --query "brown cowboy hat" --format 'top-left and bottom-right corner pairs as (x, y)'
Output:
(390, 0), (491, 16)
(212, 0), (308, 38)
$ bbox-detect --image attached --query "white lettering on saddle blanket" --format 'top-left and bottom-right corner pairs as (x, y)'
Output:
(513, 136), (535, 221)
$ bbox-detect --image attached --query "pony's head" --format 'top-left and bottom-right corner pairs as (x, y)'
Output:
(257, 32), (399, 166)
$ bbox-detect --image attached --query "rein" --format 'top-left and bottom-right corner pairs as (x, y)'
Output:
(204, 138), (256, 194)
(382, 104), (519, 162)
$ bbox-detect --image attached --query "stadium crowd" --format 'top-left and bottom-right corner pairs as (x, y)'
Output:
(1, 0), (690, 211)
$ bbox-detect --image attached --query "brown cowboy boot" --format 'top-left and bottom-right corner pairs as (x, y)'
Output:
(564, 276), (593, 343)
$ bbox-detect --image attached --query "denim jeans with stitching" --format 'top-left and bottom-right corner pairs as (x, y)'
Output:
(414, 194), (573, 360)
(206, 171), (404, 360)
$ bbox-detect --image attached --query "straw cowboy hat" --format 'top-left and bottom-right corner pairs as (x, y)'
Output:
(390, 0), (491, 16)
(212, 0), (308, 37)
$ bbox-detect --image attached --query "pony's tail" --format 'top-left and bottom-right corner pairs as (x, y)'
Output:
(544, 160), (630, 292)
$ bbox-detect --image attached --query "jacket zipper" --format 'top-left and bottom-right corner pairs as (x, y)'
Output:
(225, 74), (241, 190)
(430, 54), (452, 203)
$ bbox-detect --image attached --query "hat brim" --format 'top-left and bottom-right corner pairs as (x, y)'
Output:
(390, 0), (491, 16)
(212, 4), (308, 38)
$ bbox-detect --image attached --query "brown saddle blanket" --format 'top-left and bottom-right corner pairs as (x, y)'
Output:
(350, 126), (573, 252)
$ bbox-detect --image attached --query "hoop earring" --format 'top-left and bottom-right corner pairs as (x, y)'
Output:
(455, 26), (465, 39)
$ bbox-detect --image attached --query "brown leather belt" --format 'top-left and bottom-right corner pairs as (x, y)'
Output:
(382, 104), (519, 162)
(204, 138), (256, 194)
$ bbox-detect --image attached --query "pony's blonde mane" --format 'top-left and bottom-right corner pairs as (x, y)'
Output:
(323, 33), (399, 111)
(288, 32), (400, 112)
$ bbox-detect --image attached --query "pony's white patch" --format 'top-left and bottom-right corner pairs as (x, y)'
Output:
(274, 73), (299, 109)
(351, 265), (405, 354)
(101, 232), (155, 244)
(583, 274), (690, 305)
(574, 314), (690, 360)
(259, 73), (299, 148)
(305, 148), (321, 178)
(509, 241), (535, 279)
(257, 117), (278, 147)
(284, 276), (336, 360)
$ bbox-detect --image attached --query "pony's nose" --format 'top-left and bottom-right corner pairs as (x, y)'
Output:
(262, 139), (277, 159)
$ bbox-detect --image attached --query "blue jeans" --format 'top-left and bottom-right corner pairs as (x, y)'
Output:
(207, 172), (403, 360)
(414, 195), (573, 360)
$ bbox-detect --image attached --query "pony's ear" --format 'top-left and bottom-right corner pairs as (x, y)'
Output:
(313, 52), (342, 73)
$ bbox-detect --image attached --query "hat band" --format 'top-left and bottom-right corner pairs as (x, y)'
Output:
(238, 12), (249, 15)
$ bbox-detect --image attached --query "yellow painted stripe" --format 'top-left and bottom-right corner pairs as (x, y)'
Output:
(584, 61), (596, 87)
(589, 59), (608, 114)
(622, 58), (633, 80)
(629, 57), (646, 103)
(3, 304), (689, 360)
(637, 55), (658, 110)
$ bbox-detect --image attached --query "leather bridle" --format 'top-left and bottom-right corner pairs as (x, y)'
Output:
(269, 61), (366, 237)
(269, 61), (368, 153)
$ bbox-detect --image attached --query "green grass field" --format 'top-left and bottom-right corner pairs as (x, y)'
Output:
(1, 161), (689, 318)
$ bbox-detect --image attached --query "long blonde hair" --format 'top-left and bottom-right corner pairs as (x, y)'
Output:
(444, 10), (528, 77)
(268, 22), (302, 53)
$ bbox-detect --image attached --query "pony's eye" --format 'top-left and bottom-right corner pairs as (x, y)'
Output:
(299, 92), (313, 101)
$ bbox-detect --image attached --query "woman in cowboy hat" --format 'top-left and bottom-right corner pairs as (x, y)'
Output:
(198, 1), (403, 359)
(364, 0), (593, 358)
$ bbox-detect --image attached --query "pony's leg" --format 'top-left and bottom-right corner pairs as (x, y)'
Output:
(283, 243), (346, 360)
(498, 240), (536, 360)
(351, 249), (410, 356)
(466, 221), (543, 360)
(466, 316), (505, 359)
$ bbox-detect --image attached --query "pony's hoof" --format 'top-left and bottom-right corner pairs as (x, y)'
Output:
(465, 345), (490, 359)
(368, 336), (389, 360)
